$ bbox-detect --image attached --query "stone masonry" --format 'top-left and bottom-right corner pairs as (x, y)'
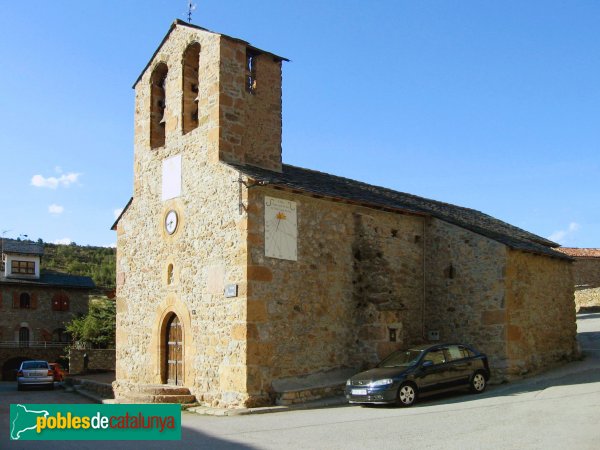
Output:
(114, 20), (578, 408)
(557, 248), (600, 311)
(0, 287), (89, 343)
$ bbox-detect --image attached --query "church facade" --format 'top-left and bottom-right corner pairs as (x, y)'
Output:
(113, 20), (578, 407)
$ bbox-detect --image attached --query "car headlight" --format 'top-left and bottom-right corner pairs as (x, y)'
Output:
(346, 379), (352, 386)
(369, 378), (394, 387)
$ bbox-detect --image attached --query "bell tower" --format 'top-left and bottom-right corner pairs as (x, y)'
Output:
(132, 19), (287, 176)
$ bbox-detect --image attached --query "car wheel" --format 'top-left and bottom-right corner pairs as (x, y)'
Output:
(397, 383), (417, 407)
(17, 384), (22, 391)
(48, 383), (55, 391)
(470, 372), (487, 393)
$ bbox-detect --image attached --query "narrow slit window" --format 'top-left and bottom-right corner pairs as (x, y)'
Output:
(246, 48), (258, 94)
(167, 264), (174, 285)
(182, 43), (200, 134)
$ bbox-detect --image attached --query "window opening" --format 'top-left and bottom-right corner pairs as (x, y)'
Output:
(150, 63), (168, 148)
(182, 43), (200, 134)
(19, 327), (30, 347)
(52, 293), (70, 311)
(246, 48), (258, 94)
(19, 293), (30, 309)
(167, 264), (174, 285)
(11, 260), (35, 275)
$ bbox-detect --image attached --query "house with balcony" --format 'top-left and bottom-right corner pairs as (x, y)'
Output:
(0, 239), (95, 379)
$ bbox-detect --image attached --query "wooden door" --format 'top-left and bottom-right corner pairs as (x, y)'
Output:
(166, 315), (183, 385)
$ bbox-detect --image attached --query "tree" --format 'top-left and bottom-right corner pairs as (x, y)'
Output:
(66, 299), (116, 348)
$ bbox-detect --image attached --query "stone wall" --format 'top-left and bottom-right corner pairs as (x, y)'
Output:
(505, 250), (578, 378)
(0, 286), (89, 343)
(115, 20), (580, 409)
(572, 258), (600, 288)
(575, 287), (600, 311)
(116, 24), (251, 408)
(424, 218), (509, 374)
(69, 349), (115, 374)
(219, 40), (283, 172)
(245, 188), (425, 403)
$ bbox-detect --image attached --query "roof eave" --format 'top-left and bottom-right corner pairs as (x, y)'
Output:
(132, 19), (289, 89)
(111, 197), (133, 231)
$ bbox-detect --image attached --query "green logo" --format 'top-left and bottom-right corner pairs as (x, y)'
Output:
(10, 404), (181, 440)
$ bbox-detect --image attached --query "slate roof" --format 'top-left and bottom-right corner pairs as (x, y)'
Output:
(2, 239), (43, 256)
(226, 162), (571, 261)
(557, 248), (600, 258)
(0, 270), (95, 289)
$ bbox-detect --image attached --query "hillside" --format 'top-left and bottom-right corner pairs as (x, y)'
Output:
(41, 242), (116, 289)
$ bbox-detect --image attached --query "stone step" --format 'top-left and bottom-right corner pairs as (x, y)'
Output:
(118, 392), (197, 404)
(133, 384), (192, 396)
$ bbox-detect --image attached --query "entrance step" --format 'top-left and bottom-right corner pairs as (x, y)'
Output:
(272, 368), (357, 406)
(118, 384), (196, 404)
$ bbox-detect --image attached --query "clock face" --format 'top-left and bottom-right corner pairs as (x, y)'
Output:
(264, 196), (297, 261)
(165, 210), (178, 235)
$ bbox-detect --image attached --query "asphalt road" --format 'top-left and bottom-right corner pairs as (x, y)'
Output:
(3, 313), (600, 449)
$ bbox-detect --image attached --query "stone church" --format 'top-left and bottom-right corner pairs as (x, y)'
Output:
(112, 20), (578, 407)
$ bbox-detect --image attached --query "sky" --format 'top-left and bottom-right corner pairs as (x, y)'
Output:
(0, 1), (598, 248)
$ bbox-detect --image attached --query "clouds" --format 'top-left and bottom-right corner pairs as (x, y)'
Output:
(53, 238), (72, 245)
(548, 222), (580, 245)
(31, 172), (81, 189)
(48, 204), (64, 215)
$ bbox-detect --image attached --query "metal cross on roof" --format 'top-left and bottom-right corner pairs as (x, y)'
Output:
(187, 1), (197, 23)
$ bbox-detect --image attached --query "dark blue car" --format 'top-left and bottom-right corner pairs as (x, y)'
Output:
(345, 343), (490, 406)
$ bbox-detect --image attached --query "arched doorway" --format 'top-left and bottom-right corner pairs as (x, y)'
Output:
(19, 327), (30, 347)
(2, 357), (29, 381)
(164, 314), (183, 386)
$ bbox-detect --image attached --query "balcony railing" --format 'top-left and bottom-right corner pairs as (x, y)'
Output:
(0, 341), (68, 349)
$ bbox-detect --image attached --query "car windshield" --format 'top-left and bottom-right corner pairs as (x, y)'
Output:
(22, 362), (48, 369)
(378, 349), (424, 368)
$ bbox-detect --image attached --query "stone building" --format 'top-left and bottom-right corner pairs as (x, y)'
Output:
(557, 248), (600, 311)
(112, 20), (578, 407)
(0, 239), (94, 379)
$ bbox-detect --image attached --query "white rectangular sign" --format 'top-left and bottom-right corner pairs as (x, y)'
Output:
(162, 154), (182, 200)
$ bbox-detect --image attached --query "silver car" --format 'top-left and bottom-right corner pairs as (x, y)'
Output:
(17, 360), (54, 390)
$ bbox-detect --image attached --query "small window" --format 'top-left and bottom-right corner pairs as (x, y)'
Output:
(11, 260), (35, 275)
(167, 264), (174, 285)
(52, 293), (70, 311)
(19, 293), (30, 309)
(246, 48), (258, 94)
